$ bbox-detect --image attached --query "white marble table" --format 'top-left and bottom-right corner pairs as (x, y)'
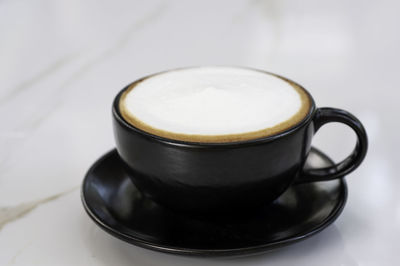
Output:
(0, 0), (398, 265)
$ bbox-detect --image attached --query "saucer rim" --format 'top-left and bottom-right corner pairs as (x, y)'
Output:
(81, 147), (347, 256)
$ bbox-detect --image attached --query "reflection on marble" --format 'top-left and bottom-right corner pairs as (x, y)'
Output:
(0, 0), (399, 265)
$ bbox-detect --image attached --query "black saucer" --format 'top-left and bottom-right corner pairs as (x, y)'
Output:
(81, 148), (347, 256)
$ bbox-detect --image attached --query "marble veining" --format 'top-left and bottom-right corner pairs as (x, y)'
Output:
(0, 53), (79, 105)
(0, 2), (168, 183)
(0, 187), (78, 231)
(2, 2), (168, 134)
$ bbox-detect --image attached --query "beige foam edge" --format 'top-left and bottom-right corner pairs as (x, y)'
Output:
(119, 76), (312, 143)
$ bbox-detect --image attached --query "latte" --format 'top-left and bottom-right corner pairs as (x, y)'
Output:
(119, 67), (311, 142)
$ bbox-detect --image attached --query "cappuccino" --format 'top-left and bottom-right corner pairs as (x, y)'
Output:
(119, 67), (311, 142)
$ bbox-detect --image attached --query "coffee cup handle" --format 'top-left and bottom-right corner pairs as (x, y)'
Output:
(296, 107), (368, 184)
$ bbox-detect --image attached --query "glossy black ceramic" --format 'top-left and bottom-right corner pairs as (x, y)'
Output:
(81, 148), (347, 256)
(112, 73), (367, 213)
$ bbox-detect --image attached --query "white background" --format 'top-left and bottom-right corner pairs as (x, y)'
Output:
(0, 0), (398, 265)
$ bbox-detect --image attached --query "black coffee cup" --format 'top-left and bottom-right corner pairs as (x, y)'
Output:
(112, 71), (368, 214)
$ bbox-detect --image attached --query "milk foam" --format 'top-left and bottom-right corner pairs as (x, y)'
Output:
(122, 67), (305, 136)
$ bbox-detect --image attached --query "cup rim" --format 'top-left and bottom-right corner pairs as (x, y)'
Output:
(112, 66), (316, 147)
